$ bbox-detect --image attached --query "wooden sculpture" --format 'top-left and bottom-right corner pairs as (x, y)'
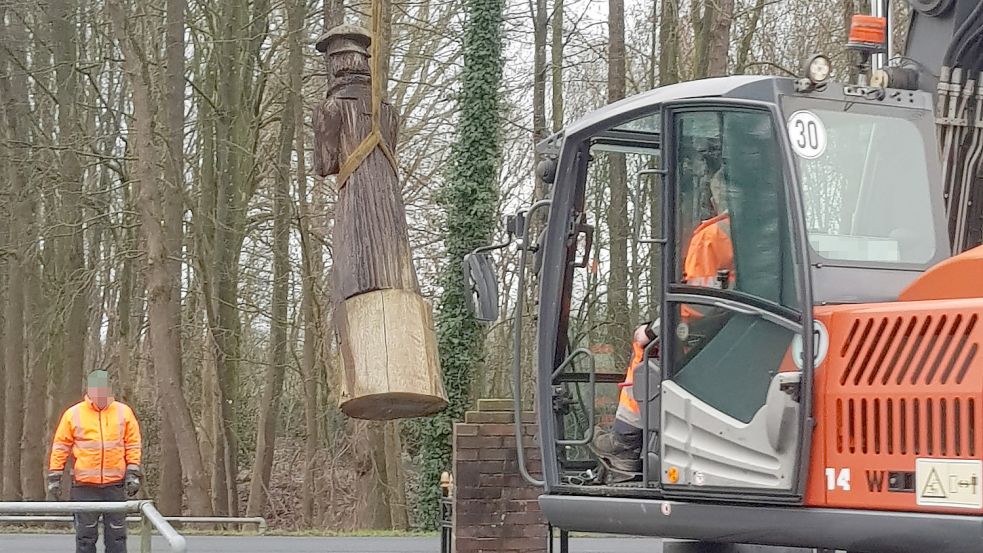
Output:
(313, 25), (447, 420)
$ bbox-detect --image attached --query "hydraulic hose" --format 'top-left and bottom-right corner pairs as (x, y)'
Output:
(947, 1), (983, 66)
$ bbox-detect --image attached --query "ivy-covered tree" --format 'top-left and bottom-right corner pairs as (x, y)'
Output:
(410, 0), (505, 528)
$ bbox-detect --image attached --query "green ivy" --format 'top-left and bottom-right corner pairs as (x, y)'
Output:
(409, 0), (505, 529)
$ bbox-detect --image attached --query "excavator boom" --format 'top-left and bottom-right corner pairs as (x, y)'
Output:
(904, 0), (983, 251)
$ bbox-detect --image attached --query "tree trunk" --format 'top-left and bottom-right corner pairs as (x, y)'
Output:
(211, 386), (229, 515)
(214, 210), (242, 518)
(24, 195), (45, 502)
(658, 0), (679, 85)
(209, 0), (263, 512)
(198, 343), (217, 502)
(21, 262), (44, 501)
(1, 12), (30, 501)
(116, 192), (136, 402)
(298, 100), (322, 528)
(533, 0), (548, 191)
(607, 0), (630, 359)
(325, 0), (344, 28)
(735, 0), (765, 74)
(2, 159), (26, 503)
(108, 0), (213, 516)
(246, 0), (302, 516)
(551, 0), (564, 131)
(51, 0), (87, 413)
(195, 62), (220, 512)
(159, 416), (183, 513)
(354, 422), (392, 529)
(159, 0), (188, 514)
(706, 0), (734, 77)
(692, 0), (713, 79)
(384, 422), (409, 530)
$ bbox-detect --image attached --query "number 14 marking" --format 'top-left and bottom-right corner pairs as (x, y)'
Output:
(826, 468), (851, 491)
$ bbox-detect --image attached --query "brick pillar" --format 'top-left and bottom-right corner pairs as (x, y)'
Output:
(452, 398), (547, 553)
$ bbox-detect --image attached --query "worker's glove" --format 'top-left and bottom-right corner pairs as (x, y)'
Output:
(46, 471), (62, 499)
(124, 465), (142, 498)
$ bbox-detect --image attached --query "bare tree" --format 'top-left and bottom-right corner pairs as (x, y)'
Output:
(158, 0), (189, 514)
(48, 0), (89, 415)
(551, 0), (564, 131)
(707, 0), (735, 76)
(0, 10), (30, 499)
(108, 0), (213, 515)
(246, 0), (303, 517)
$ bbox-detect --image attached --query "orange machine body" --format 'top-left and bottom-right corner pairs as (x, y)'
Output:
(803, 250), (983, 514)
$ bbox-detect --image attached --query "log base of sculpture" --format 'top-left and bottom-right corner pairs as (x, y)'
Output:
(336, 288), (447, 420)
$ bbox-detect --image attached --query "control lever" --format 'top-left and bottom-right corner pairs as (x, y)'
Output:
(716, 268), (730, 290)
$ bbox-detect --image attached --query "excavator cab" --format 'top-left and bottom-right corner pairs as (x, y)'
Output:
(527, 74), (946, 498)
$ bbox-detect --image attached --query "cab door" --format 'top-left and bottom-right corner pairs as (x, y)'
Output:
(658, 103), (813, 499)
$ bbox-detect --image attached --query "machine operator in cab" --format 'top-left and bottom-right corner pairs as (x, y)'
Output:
(592, 168), (734, 474)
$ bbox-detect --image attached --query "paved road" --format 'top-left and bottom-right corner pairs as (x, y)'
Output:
(0, 534), (664, 552)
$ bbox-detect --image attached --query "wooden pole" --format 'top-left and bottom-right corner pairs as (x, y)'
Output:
(313, 25), (447, 420)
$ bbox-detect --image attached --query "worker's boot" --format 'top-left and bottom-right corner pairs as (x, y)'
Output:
(590, 426), (642, 474)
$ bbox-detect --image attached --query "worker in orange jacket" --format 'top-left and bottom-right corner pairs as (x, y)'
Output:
(592, 169), (734, 474)
(48, 370), (142, 553)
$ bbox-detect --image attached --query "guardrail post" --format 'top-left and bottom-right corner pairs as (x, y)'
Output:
(141, 511), (152, 553)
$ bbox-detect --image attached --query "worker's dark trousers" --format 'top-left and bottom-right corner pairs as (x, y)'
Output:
(71, 483), (126, 553)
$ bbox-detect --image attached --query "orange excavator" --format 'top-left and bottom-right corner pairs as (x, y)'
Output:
(463, 1), (983, 552)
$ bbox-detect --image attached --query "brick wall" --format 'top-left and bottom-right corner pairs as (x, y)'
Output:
(452, 399), (547, 553)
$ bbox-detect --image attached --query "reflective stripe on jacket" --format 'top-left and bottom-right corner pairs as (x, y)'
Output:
(49, 398), (142, 485)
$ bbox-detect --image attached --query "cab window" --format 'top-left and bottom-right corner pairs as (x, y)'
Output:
(673, 109), (797, 309)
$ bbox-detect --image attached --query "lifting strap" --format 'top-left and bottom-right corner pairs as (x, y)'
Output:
(334, 0), (399, 190)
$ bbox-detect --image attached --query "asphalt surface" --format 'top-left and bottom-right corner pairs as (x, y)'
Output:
(0, 534), (665, 552)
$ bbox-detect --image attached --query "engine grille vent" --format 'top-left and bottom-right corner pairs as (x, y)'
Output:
(839, 314), (979, 387)
(835, 397), (977, 457)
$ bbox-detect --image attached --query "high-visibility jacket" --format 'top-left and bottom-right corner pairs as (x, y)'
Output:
(682, 212), (733, 289)
(617, 339), (648, 423)
(681, 213), (733, 320)
(49, 397), (142, 486)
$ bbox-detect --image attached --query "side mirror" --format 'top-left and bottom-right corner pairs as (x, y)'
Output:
(463, 252), (500, 323)
(632, 168), (667, 245)
(507, 211), (528, 243)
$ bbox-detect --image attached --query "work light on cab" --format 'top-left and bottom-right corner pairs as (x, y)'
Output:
(794, 54), (832, 92)
(806, 55), (831, 84)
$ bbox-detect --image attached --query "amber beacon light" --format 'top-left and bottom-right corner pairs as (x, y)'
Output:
(847, 15), (887, 52)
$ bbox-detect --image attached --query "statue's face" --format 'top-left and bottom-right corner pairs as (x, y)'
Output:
(328, 49), (371, 79)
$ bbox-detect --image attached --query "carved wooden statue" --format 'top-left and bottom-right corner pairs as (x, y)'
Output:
(313, 25), (447, 420)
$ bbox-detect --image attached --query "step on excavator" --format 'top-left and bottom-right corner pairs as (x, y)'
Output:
(463, 1), (983, 552)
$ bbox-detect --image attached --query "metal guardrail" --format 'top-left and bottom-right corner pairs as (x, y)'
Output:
(0, 514), (267, 533)
(0, 501), (187, 553)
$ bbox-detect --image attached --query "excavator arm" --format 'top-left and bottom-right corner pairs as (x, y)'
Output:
(903, 0), (983, 251)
